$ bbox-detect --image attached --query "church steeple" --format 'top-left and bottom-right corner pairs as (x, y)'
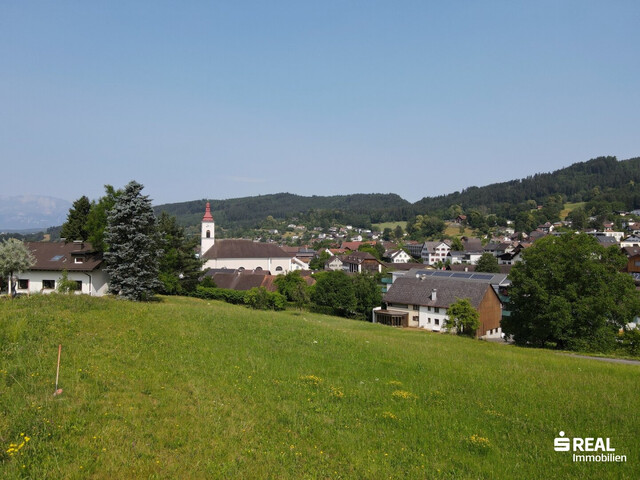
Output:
(201, 202), (215, 256)
(202, 202), (214, 222)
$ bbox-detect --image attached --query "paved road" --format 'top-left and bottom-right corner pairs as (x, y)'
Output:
(562, 354), (640, 366)
(482, 337), (640, 365)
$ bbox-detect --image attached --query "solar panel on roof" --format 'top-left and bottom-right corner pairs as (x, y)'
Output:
(432, 271), (452, 277)
(472, 274), (493, 280)
(451, 272), (473, 278)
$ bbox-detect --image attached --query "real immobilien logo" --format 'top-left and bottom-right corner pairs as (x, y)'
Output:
(554, 431), (627, 463)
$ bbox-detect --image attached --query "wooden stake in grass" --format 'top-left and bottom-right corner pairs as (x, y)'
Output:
(53, 344), (63, 396)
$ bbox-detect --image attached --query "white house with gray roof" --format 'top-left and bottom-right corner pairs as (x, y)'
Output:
(373, 271), (504, 338)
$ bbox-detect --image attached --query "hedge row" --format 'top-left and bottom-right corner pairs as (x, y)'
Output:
(193, 286), (285, 311)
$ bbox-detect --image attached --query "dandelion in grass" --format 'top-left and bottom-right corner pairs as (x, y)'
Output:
(330, 386), (344, 398)
(485, 409), (504, 417)
(381, 411), (398, 420)
(299, 375), (323, 385)
(468, 434), (491, 450)
(388, 380), (403, 386)
(392, 390), (417, 399)
(5, 435), (30, 457)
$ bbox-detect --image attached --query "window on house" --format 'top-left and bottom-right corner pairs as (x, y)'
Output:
(275, 266), (283, 271)
(75, 281), (82, 291)
(412, 316), (419, 322)
(206, 230), (211, 238)
(43, 280), (55, 289)
(74, 256), (84, 264)
(427, 318), (431, 323)
(435, 307), (440, 313)
(435, 319), (440, 326)
(18, 279), (29, 289)
(413, 305), (419, 311)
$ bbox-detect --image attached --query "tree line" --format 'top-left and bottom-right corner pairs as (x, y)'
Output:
(56, 181), (384, 317)
(151, 156), (640, 234)
(58, 181), (202, 300)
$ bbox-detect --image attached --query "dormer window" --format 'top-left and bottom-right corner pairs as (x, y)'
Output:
(74, 257), (84, 264)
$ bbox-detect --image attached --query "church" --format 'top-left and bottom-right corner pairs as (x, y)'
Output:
(199, 203), (307, 274)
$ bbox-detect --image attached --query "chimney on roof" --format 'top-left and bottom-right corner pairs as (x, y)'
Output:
(431, 289), (437, 301)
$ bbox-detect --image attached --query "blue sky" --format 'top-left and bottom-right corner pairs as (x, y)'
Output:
(2, 1), (639, 206)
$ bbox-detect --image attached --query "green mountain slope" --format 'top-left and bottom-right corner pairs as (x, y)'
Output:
(155, 192), (412, 229)
(413, 155), (640, 214)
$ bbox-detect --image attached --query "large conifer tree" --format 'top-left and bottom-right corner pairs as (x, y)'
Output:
(60, 195), (91, 241)
(104, 181), (161, 301)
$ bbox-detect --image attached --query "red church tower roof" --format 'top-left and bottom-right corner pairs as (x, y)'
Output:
(202, 202), (214, 222)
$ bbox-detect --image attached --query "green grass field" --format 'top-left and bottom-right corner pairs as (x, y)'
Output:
(371, 221), (406, 232)
(560, 202), (586, 220)
(1, 295), (638, 479)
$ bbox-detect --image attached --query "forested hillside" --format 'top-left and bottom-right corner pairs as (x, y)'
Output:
(154, 193), (413, 229)
(413, 156), (640, 218)
(154, 156), (640, 230)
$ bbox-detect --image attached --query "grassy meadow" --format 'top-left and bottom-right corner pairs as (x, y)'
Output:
(559, 202), (586, 220)
(1, 295), (638, 479)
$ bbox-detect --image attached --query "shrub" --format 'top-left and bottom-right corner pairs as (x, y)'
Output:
(193, 286), (247, 304)
(245, 287), (286, 311)
(620, 328), (640, 356)
(57, 270), (79, 294)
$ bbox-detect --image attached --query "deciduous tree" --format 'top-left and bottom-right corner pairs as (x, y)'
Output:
(311, 270), (356, 316)
(0, 238), (35, 297)
(157, 212), (202, 295)
(351, 273), (382, 320)
(503, 233), (640, 352)
(475, 252), (500, 273)
(445, 298), (480, 337)
(275, 270), (310, 310)
(86, 185), (121, 252)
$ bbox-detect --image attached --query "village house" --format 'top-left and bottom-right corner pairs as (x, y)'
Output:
(403, 241), (423, 259)
(623, 247), (640, 274)
(498, 246), (524, 265)
(386, 249), (411, 263)
(421, 241), (451, 265)
(15, 241), (109, 296)
(325, 256), (344, 271)
(620, 235), (640, 248)
(372, 272), (504, 339)
(341, 251), (384, 274)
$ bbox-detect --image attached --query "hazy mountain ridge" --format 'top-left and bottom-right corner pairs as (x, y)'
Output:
(0, 195), (71, 231)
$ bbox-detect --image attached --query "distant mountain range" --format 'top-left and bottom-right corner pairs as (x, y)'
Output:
(0, 195), (71, 231)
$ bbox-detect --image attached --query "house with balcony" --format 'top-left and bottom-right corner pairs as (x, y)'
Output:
(372, 270), (505, 338)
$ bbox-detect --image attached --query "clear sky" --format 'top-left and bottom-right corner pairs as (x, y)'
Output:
(2, 1), (639, 206)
